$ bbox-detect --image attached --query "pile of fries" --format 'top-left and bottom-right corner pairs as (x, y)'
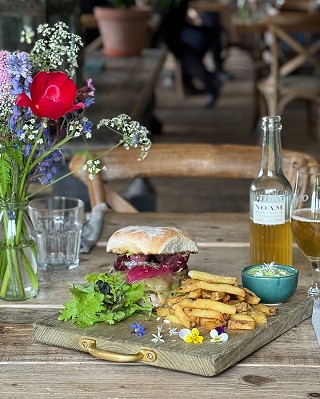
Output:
(156, 270), (277, 331)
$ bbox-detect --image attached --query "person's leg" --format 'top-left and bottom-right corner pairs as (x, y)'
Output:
(180, 46), (220, 107)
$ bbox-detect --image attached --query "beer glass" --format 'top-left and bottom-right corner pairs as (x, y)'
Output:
(291, 168), (320, 297)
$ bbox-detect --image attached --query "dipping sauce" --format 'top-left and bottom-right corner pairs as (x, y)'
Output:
(244, 262), (295, 277)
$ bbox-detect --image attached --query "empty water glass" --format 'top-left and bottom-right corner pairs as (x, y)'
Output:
(28, 196), (84, 271)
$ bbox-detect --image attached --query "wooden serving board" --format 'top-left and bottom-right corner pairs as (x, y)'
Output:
(33, 291), (313, 377)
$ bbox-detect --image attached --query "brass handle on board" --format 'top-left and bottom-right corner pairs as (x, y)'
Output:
(79, 338), (157, 363)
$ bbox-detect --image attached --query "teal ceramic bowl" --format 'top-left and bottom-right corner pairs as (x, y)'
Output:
(241, 264), (299, 305)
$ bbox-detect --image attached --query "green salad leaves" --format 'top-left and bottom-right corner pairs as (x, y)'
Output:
(58, 272), (153, 328)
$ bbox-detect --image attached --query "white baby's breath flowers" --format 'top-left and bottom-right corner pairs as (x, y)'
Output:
(68, 120), (83, 138)
(98, 114), (151, 161)
(85, 159), (107, 181)
(30, 22), (82, 77)
(20, 25), (35, 44)
(19, 119), (46, 143)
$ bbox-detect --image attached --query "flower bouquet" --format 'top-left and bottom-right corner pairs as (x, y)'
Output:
(0, 22), (151, 301)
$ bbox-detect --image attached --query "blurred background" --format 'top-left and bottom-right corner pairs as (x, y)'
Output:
(1, 0), (319, 212)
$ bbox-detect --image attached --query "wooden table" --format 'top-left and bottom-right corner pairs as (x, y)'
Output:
(1, 212), (319, 398)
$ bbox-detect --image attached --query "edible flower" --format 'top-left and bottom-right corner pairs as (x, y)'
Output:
(178, 328), (204, 344)
(151, 325), (165, 343)
(210, 327), (229, 343)
(130, 322), (146, 336)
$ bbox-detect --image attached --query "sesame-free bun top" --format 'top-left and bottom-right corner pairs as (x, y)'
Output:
(106, 226), (198, 255)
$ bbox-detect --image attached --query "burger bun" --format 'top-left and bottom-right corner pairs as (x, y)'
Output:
(107, 225), (198, 255)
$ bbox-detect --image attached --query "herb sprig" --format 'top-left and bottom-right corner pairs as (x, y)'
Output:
(58, 272), (153, 328)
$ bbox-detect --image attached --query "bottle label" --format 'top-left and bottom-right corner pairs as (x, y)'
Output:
(252, 196), (286, 225)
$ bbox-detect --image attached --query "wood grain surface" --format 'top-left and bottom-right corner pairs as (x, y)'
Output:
(32, 292), (312, 376)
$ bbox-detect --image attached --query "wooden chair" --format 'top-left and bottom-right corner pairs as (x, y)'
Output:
(280, 0), (317, 12)
(256, 12), (320, 139)
(69, 143), (318, 212)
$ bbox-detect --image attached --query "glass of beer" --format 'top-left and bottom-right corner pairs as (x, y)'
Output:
(291, 168), (320, 297)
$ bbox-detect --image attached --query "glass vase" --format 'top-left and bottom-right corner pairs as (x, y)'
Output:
(0, 200), (38, 301)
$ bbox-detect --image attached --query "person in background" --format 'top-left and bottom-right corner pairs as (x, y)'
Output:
(152, 0), (229, 107)
(199, 10), (231, 83)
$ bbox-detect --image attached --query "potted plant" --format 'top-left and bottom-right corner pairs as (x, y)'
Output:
(93, 0), (153, 57)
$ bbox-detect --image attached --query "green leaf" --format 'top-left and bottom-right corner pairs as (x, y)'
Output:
(59, 272), (153, 328)
(0, 152), (12, 195)
(58, 285), (105, 328)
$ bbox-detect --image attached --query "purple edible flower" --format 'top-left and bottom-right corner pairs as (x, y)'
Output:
(130, 322), (146, 336)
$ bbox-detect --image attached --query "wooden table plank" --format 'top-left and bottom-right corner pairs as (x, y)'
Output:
(0, 360), (319, 398)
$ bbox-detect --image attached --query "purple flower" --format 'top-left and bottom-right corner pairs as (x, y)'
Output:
(7, 210), (15, 220)
(209, 327), (228, 343)
(33, 149), (63, 185)
(84, 96), (95, 108)
(0, 50), (11, 106)
(130, 322), (146, 336)
(215, 326), (225, 335)
(7, 52), (32, 95)
(80, 118), (93, 135)
(76, 79), (95, 108)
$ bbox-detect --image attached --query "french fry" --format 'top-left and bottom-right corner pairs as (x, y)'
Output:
(230, 313), (255, 322)
(227, 300), (249, 313)
(228, 314), (256, 330)
(157, 269), (278, 333)
(221, 294), (231, 303)
(208, 291), (226, 301)
(196, 281), (246, 297)
(188, 288), (203, 299)
(244, 293), (260, 305)
(188, 270), (238, 286)
(235, 293), (246, 302)
(172, 303), (194, 329)
(227, 319), (256, 330)
(243, 287), (261, 305)
(248, 310), (267, 326)
(156, 307), (170, 317)
(179, 298), (237, 315)
(166, 289), (203, 305)
(175, 279), (199, 293)
(202, 319), (226, 331)
(184, 308), (224, 321)
(252, 303), (278, 316)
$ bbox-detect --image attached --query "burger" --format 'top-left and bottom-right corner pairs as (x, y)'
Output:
(106, 226), (198, 307)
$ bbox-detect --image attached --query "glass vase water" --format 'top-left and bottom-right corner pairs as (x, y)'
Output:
(0, 200), (38, 301)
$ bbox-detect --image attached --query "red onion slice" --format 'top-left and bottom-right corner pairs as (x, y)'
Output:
(126, 264), (172, 285)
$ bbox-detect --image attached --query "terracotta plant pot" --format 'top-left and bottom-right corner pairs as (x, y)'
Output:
(93, 6), (151, 57)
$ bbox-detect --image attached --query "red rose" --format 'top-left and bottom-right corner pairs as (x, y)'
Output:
(16, 71), (84, 120)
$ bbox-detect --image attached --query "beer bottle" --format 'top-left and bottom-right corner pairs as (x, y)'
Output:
(250, 116), (292, 265)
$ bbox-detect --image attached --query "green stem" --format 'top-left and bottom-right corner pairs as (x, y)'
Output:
(0, 250), (5, 282)
(19, 246), (38, 291)
(27, 169), (76, 199)
(0, 200), (38, 300)
(18, 123), (47, 200)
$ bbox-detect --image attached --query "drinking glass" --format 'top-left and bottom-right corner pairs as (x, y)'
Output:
(28, 196), (84, 271)
(291, 168), (320, 297)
